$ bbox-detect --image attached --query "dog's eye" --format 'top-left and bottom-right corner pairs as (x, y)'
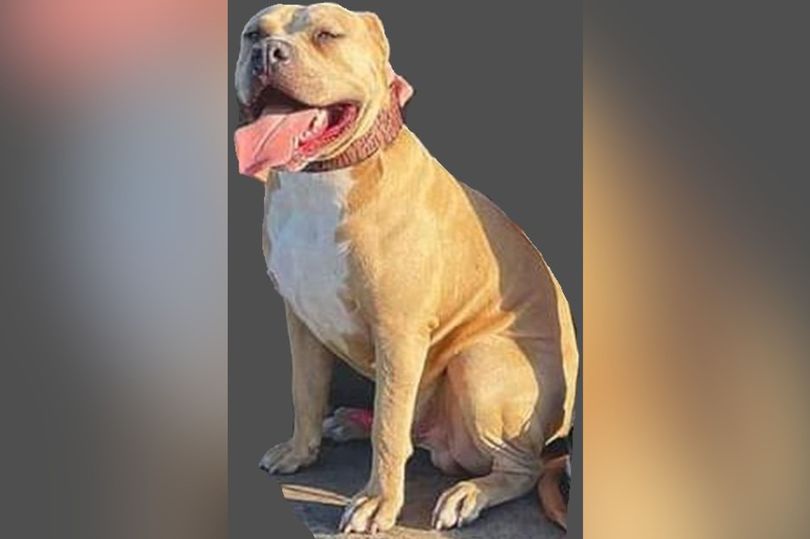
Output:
(315, 29), (342, 42)
(244, 30), (262, 41)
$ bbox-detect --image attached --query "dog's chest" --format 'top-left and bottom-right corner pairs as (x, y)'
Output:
(265, 171), (362, 353)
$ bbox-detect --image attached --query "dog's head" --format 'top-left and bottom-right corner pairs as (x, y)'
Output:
(234, 3), (412, 179)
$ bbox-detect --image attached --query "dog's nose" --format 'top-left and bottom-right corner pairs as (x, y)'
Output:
(267, 39), (292, 67)
(252, 39), (292, 76)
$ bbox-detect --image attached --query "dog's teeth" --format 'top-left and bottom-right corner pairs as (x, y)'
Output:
(316, 109), (328, 127)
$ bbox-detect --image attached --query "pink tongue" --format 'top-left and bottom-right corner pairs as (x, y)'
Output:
(234, 108), (319, 178)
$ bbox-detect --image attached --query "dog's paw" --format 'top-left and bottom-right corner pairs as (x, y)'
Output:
(339, 491), (402, 534)
(258, 440), (318, 475)
(322, 407), (373, 442)
(431, 481), (486, 530)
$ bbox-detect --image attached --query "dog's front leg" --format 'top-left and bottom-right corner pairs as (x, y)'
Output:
(340, 328), (428, 534)
(259, 302), (334, 474)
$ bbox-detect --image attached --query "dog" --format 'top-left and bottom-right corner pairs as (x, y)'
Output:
(234, 3), (579, 533)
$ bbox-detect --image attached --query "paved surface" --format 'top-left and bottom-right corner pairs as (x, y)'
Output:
(276, 439), (564, 539)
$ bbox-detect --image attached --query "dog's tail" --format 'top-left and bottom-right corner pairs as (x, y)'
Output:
(538, 432), (572, 531)
(537, 267), (578, 531)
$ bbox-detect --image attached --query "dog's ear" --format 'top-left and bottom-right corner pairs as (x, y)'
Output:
(386, 63), (414, 107)
(361, 12), (390, 59)
(361, 12), (412, 107)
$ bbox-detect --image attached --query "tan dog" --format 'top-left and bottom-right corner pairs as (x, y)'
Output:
(234, 3), (579, 534)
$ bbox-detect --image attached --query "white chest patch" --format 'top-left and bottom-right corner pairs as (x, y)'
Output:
(265, 170), (360, 353)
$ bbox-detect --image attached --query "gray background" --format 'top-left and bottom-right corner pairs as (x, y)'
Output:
(228, 1), (583, 538)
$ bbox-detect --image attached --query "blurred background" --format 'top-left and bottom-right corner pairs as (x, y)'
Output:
(585, 2), (810, 538)
(0, 0), (228, 538)
(1, 1), (809, 538)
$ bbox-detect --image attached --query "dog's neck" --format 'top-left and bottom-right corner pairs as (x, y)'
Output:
(304, 89), (404, 173)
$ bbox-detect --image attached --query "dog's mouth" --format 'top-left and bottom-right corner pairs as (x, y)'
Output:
(235, 85), (359, 176)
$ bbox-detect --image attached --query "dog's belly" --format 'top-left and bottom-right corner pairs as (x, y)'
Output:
(265, 171), (364, 358)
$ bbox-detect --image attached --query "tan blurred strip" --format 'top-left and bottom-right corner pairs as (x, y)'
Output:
(585, 45), (810, 539)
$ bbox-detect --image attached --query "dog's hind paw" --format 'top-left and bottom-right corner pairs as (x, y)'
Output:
(431, 481), (486, 530)
(322, 407), (373, 442)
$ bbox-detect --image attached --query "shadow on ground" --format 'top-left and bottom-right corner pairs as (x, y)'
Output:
(275, 440), (564, 539)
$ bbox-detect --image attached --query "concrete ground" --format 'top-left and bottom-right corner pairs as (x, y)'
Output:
(277, 439), (564, 539)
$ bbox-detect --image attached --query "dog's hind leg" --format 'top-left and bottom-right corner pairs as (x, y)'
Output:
(429, 336), (561, 530)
